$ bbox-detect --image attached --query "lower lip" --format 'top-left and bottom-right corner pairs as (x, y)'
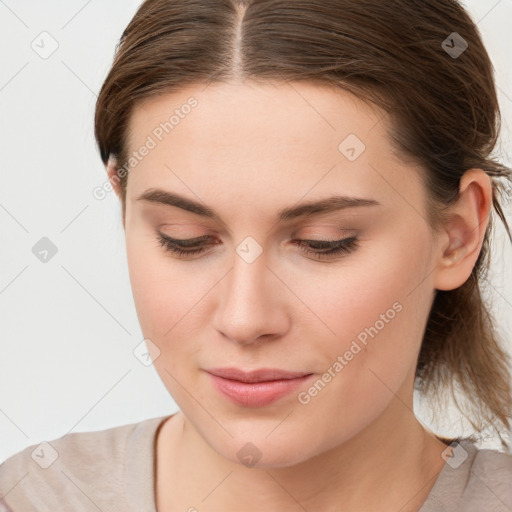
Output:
(206, 372), (314, 407)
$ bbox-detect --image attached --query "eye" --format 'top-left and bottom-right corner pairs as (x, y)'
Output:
(292, 236), (359, 259)
(156, 232), (359, 260)
(157, 232), (216, 257)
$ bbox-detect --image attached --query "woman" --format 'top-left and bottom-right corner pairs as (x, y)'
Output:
(1, 0), (511, 510)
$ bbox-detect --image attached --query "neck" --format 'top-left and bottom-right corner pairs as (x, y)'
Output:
(157, 398), (448, 512)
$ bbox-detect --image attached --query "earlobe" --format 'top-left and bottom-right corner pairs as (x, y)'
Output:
(433, 169), (493, 291)
(106, 155), (122, 199)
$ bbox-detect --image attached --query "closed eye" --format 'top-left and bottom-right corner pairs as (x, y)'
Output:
(156, 232), (359, 260)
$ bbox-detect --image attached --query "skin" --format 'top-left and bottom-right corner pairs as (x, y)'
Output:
(107, 81), (492, 511)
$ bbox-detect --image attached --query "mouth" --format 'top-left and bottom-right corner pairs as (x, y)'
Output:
(204, 367), (314, 407)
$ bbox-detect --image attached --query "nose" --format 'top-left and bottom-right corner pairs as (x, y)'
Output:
(213, 245), (290, 346)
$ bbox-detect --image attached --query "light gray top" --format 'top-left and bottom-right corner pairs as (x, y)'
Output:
(1, 415), (511, 511)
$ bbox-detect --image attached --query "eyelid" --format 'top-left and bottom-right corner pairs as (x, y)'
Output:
(157, 230), (360, 262)
(158, 227), (357, 244)
(293, 227), (356, 240)
(167, 234), (210, 243)
(159, 233), (213, 247)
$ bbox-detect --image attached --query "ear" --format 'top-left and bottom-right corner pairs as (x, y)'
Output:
(433, 169), (493, 291)
(106, 155), (123, 199)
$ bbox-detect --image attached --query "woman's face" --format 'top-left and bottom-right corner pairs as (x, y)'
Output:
(122, 81), (442, 467)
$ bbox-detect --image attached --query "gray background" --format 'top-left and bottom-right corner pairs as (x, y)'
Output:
(1, 0), (511, 462)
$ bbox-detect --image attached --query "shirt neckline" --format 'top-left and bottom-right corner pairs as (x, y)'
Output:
(125, 413), (173, 512)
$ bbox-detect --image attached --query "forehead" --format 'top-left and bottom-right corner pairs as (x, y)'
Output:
(124, 81), (424, 218)
(127, 80), (384, 154)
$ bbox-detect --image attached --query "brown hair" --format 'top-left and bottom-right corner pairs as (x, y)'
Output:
(94, 0), (512, 448)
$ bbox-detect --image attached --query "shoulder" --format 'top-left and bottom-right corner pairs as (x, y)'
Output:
(0, 415), (167, 512)
(420, 439), (512, 512)
(461, 442), (512, 511)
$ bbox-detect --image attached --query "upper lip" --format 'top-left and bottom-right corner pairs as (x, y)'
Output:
(205, 367), (312, 383)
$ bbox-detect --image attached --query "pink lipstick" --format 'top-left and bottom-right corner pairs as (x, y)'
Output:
(205, 367), (314, 407)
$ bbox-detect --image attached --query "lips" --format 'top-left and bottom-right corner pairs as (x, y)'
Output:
(206, 367), (312, 383)
(204, 367), (314, 407)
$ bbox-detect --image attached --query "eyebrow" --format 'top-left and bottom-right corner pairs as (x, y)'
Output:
(136, 188), (380, 222)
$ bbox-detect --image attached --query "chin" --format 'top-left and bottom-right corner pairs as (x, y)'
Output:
(205, 428), (319, 470)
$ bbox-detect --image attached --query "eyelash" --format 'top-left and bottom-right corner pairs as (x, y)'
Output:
(156, 232), (359, 260)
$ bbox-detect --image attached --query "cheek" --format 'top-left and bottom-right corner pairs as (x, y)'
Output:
(125, 227), (221, 366)
(125, 229), (192, 339)
(296, 233), (433, 390)
(297, 237), (429, 339)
